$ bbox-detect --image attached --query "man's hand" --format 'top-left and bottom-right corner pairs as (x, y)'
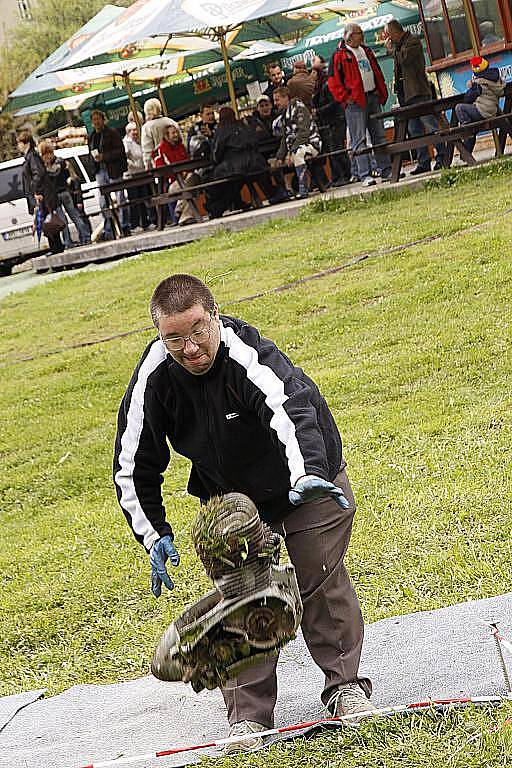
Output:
(384, 37), (394, 53)
(289, 475), (350, 509)
(149, 535), (180, 598)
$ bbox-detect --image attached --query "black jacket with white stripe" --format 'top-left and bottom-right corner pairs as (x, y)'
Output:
(113, 315), (343, 551)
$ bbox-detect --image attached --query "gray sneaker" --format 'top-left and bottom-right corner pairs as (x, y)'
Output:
(326, 682), (378, 723)
(223, 720), (267, 754)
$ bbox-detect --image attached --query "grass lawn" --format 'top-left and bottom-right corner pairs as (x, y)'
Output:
(1, 161), (511, 766)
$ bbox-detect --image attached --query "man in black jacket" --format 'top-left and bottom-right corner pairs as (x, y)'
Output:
(17, 130), (44, 216)
(114, 274), (376, 753)
(88, 109), (130, 239)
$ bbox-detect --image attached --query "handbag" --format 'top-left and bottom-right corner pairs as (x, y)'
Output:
(42, 210), (65, 238)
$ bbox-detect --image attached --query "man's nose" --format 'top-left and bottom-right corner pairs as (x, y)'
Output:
(183, 336), (200, 352)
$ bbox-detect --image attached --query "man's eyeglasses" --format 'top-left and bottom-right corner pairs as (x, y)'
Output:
(161, 316), (213, 352)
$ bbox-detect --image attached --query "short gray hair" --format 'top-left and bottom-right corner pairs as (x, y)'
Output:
(343, 23), (363, 42)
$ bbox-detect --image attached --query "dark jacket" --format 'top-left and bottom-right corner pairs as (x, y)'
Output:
(263, 75), (288, 101)
(33, 159), (60, 212)
(186, 121), (217, 160)
(390, 31), (431, 105)
(22, 148), (45, 215)
(313, 79), (346, 130)
(328, 42), (388, 108)
(88, 126), (127, 179)
(212, 122), (267, 177)
(113, 315), (344, 551)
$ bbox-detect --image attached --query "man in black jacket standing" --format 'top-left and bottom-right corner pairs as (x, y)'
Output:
(114, 274), (376, 753)
(385, 19), (447, 173)
(88, 109), (130, 239)
(312, 55), (351, 186)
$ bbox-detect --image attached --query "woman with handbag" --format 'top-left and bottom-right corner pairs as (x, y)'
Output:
(33, 140), (66, 254)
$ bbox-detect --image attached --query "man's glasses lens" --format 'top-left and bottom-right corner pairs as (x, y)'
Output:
(162, 318), (212, 351)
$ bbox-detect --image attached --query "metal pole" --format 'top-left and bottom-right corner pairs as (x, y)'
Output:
(218, 30), (238, 117)
(123, 72), (142, 135)
(156, 80), (169, 116)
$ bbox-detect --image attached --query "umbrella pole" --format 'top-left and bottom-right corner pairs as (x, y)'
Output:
(156, 80), (169, 116)
(218, 30), (238, 117)
(123, 72), (142, 135)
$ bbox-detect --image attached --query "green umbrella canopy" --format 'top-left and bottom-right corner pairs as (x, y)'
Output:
(5, 5), (125, 113)
(281, 0), (422, 68)
(80, 57), (261, 132)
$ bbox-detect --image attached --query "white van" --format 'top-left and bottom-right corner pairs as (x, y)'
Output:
(0, 144), (102, 274)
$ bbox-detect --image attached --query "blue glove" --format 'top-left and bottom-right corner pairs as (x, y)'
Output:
(150, 536), (180, 598)
(289, 475), (350, 509)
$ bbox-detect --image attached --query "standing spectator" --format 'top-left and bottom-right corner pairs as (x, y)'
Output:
(66, 162), (92, 243)
(287, 60), (317, 107)
(207, 106), (271, 219)
(17, 130), (44, 219)
(123, 122), (150, 231)
(455, 56), (504, 154)
(33, 140), (64, 254)
(312, 55), (351, 187)
(141, 98), (181, 169)
(88, 109), (130, 240)
(263, 62), (288, 100)
(273, 86), (322, 199)
(385, 19), (447, 173)
(187, 103), (217, 161)
(328, 23), (391, 187)
(38, 140), (90, 247)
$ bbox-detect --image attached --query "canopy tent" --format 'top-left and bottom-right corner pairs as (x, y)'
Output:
(281, 0), (421, 66)
(5, 5), (124, 114)
(44, 0), (327, 114)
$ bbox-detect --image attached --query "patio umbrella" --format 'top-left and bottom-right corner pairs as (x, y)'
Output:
(44, 0), (325, 115)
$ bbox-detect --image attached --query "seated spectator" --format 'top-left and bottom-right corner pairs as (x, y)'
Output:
(312, 54), (351, 187)
(263, 62), (288, 100)
(141, 98), (181, 169)
(123, 121), (150, 231)
(273, 86), (322, 198)
(328, 23), (391, 187)
(248, 94), (277, 149)
(153, 125), (196, 226)
(248, 95), (289, 201)
(187, 103), (217, 161)
(287, 60), (317, 107)
(479, 21), (501, 46)
(455, 56), (504, 155)
(207, 106), (271, 219)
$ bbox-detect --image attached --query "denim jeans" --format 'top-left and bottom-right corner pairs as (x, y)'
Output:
(345, 91), (391, 181)
(454, 102), (483, 153)
(57, 189), (91, 245)
(406, 95), (447, 169)
(96, 168), (129, 238)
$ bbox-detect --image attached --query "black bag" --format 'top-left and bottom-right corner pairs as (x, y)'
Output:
(42, 211), (65, 238)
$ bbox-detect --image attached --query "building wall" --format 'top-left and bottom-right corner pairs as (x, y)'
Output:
(0, 0), (31, 48)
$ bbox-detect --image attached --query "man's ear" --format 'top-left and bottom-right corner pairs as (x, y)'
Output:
(212, 304), (220, 319)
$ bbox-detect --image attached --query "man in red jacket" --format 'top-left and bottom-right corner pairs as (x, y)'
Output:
(328, 23), (392, 187)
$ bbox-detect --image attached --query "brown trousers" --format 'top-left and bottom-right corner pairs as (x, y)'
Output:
(221, 469), (371, 727)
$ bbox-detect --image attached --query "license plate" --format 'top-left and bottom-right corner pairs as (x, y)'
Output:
(2, 225), (33, 241)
